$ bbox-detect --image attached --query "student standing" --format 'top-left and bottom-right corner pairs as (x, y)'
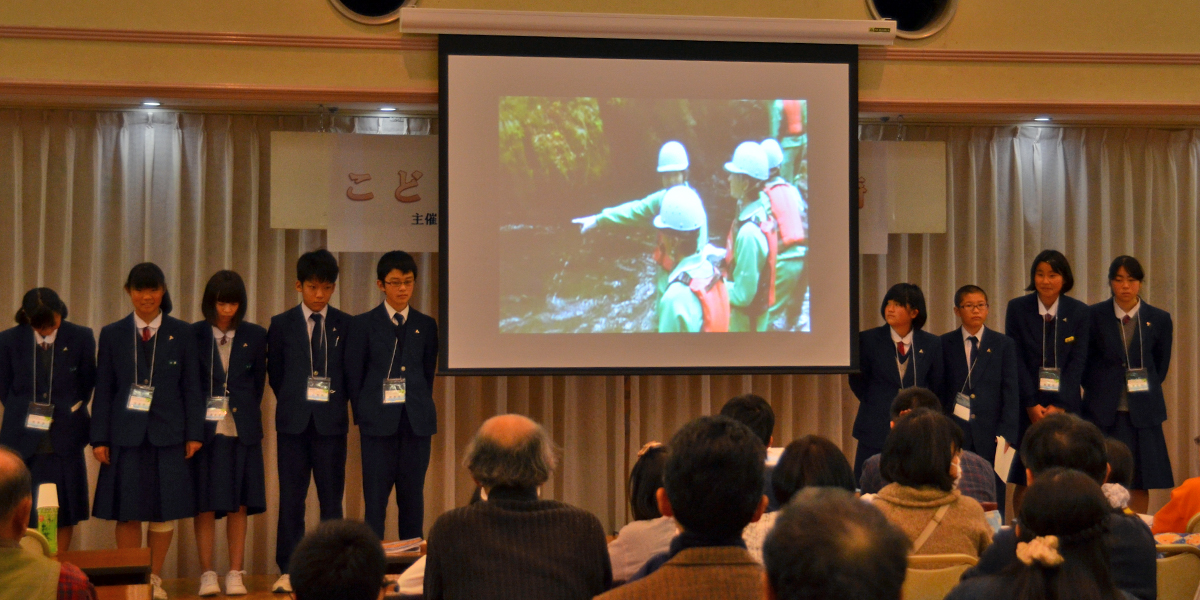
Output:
(849, 283), (943, 479)
(0, 288), (95, 552)
(91, 263), (203, 600)
(1004, 250), (1090, 511)
(191, 271), (267, 597)
(346, 251), (439, 541)
(940, 285), (1020, 516)
(1082, 255), (1173, 514)
(267, 249), (350, 593)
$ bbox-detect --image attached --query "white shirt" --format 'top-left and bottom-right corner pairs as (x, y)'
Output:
(1038, 297), (1059, 318)
(211, 326), (237, 346)
(961, 325), (986, 366)
(133, 312), (163, 337)
(384, 302), (411, 326)
(300, 303), (328, 337)
(889, 327), (914, 353)
(34, 330), (57, 346)
(1114, 299), (1141, 322)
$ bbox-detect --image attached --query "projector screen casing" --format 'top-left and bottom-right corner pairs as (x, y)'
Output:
(439, 34), (859, 375)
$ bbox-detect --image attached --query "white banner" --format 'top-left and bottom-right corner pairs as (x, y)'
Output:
(327, 133), (439, 252)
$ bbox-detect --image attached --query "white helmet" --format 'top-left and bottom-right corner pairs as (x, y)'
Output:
(657, 141), (689, 172)
(724, 141), (769, 181)
(760, 138), (784, 170)
(653, 185), (706, 232)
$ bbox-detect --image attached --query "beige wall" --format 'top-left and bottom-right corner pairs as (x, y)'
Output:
(4, 0), (1200, 106)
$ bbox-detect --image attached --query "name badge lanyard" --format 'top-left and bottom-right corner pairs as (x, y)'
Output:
(1041, 315), (1058, 370)
(1119, 310), (1149, 393)
(128, 324), (158, 412)
(306, 317), (331, 402)
(895, 341), (915, 388)
(953, 341), (979, 420)
(307, 317), (328, 379)
(206, 334), (232, 421)
(382, 328), (406, 404)
(25, 335), (55, 430)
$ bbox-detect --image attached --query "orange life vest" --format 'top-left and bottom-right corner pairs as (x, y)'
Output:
(724, 211), (778, 316)
(764, 182), (806, 247)
(782, 100), (805, 136)
(673, 269), (730, 333)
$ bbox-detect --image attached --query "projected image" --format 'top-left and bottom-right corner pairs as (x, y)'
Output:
(498, 98), (810, 334)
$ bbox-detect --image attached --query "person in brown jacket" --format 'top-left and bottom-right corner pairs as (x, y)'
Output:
(872, 408), (993, 560)
(596, 415), (768, 600)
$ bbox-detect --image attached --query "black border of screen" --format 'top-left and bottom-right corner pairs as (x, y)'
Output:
(438, 33), (860, 376)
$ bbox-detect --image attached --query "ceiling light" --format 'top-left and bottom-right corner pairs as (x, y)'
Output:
(1034, 116), (1051, 122)
(380, 107), (397, 112)
(143, 101), (161, 107)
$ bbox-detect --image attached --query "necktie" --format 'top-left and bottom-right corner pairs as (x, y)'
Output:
(142, 327), (151, 342)
(1044, 313), (1054, 323)
(1122, 315), (1131, 325)
(219, 333), (229, 346)
(393, 313), (404, 328)
(310, 313), (325, 377)
(897, 341), (907, 357)
(968, 335), (979, 367)
(39, 342), (51, 351)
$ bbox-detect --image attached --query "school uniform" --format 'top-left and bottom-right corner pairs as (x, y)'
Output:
(0, 322), (96, 528)
(1003, 294), (1090, 485)
(939, 326), (1020, 466)
(267, 303), (350, 573)
(191, 320), (268, 518)
(345, 302), (439, 540)
(90, 313), (204, 522)
(848, 324), (944, 478)
(1082, 298), (1174, 490)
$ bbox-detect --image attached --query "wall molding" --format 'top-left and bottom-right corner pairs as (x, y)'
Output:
(0, 79), (438, 104)
(0, 24), (436, 51)
(860, 99), (1200, 116)
(859, 47), (1200, 65)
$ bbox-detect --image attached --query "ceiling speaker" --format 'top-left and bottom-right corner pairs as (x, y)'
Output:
(329, 0), (410, 25)
(866, 0), (958, 40)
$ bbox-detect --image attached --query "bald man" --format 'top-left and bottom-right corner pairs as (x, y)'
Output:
(0, 445), (95, 600)
(423, 415), (611, 600)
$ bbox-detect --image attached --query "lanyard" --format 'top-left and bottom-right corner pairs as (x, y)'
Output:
(133, 321), (159, 385)
(960, 333), (980, 394)
(1041, 312), (1058, 369)
(211, 331), (232, 397)
(306, 314), (328, 377)
(31, 332), (54, 405)
(1118, 309), (1145, 371)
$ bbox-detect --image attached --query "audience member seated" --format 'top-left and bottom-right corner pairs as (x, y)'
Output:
(859, 388), (997, 506)
(720, 394), (781, 510)
(1104, 437), (1134, 511)
(763, 487), (909, 600)
(872, 408), (992, 558)
(608, 442), (677, 583)
(743, 435), (856, 562)
(946, 468), (1136, 600)
(0, 445), (95, 600)
(597, 416), (767, 600)
(424, 414), (611, 600)
(961, 413), (1156, 600)
(290, 519), (386, 600)
(395, 487), (483, 597)
(1152, 435), (1200, 535)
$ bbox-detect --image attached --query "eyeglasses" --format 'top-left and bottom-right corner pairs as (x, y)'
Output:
(384, 279), (415, 289)
(958, 303), (988, 311)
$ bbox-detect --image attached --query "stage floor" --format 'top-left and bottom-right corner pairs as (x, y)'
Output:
(160, 575), (285, 600)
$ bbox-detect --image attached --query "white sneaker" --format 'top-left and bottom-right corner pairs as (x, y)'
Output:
(225, 570), (248, 596)
(151, 574), (169, 600)
(198, 570), (220, 596)
(272, 574), (292, 593)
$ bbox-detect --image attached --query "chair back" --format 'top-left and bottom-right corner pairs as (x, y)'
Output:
(1157, 544), (1200, 600)
(19, 528), (51, 556)
(1186, 512), (1200, 534)
(903, 554), (978, 600)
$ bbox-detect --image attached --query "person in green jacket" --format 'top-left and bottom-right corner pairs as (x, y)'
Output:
(722, 142), (773, 333)
(654, 186), (728, 333)
(572, 141), (707, 298)
(770, 99), (808, 195)
(761, 138), (809, 332)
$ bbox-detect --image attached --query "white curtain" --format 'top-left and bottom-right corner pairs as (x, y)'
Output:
(0, 111), (1196, 579)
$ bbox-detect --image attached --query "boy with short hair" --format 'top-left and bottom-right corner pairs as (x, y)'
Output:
(345, 251), (439, 542)
(267, 249), (351, 593)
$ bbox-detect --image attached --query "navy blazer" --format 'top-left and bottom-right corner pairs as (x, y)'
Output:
(1004, 293), (1090, 413)
(192, 321), (268, 445)
(267, 305), (350, 436)
(345, 304), (439, 437)
(0, 322), (96, 459)
(939, 326), (1021, 462)
(849, 325), (943, 448)
(1082, 298), (1173, 429)
(90, 314), (204, 448)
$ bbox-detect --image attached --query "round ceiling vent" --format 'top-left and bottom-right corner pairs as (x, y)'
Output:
(866, 0), (958, 40)
(329, 0), (409, 25)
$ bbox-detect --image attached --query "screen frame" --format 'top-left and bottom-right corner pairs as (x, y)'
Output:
(438, 33), (860, 376)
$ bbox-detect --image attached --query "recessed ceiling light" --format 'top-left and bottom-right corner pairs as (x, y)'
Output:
(143, 101), (161, 107)
(1034, 116), (1051, 122)
(380, 107), (397, 112)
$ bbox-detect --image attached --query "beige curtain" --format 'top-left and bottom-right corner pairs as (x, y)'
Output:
(0, 111), (1196, 579)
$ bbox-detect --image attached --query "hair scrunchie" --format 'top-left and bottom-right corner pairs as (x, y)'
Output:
(1016, 535), (1064, 567)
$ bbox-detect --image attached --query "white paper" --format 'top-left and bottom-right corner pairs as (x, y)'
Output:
(993, 437), (1016, 481)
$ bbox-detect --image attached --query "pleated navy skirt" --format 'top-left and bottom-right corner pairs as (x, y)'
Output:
(26, 450), (90, 528)
(193, 435), (267, 518)
(1102, 412), (1175, 490)
(92, 440), (196, 522)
